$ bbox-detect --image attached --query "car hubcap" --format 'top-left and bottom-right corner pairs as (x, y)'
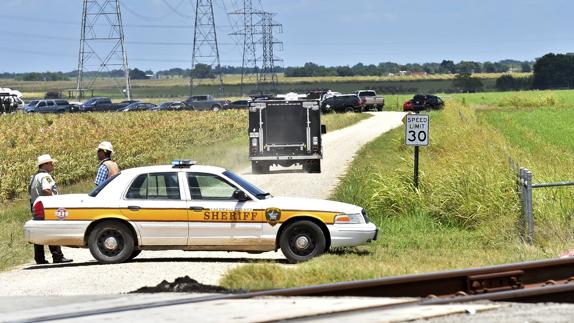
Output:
(104, 237), (118, 251)
(97, 229), (124, 257)
(295, 236), (310, 250)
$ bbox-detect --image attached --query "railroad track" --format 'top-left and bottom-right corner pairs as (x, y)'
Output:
(10, 257), (574, 322)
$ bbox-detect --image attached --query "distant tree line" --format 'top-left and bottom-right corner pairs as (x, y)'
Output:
(283, 60), (531, 77)
(0, 60), (529, 80)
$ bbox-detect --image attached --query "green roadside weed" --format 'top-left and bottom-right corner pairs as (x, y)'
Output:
(221, 95), (574, 290)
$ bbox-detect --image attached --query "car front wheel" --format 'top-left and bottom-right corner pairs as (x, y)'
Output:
(88, 221), (135, 264)
(280, 220), (326, 263)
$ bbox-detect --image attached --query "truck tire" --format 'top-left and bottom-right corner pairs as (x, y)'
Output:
(377, 105), (384, 111)
(252, 161), (269, 174)
(280, 220), (326, 263)
(304, 160), (321, 173)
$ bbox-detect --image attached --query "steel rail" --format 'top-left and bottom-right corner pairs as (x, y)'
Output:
(14, 257), (574, 322)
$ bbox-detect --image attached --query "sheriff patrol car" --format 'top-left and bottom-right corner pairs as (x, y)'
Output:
(24, 160), (377, 264)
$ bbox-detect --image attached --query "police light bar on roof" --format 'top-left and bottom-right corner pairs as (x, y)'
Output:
(172, 159), (196, 168)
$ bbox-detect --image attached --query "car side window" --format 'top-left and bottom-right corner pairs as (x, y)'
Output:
(126, 172), (180, 200)
(187, 173), (237, 200)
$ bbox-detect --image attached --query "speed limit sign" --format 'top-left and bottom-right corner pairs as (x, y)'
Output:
(405, 114), (429, 146)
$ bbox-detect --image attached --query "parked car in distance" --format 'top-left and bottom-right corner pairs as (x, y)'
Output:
(227, 99), (251, 110)
(183, 95), (230, 111)
(78, 97), (117, 112)
(21, 100), (40, 112)
(119, 102), (156, 112)
(354, 90), (384, 111)
(320, 94), (365, 113)
(154, 101), (192, 111)
(114, 100), (141, 111)
(24, 99), (72, 113)
(403, 94), (444, 112)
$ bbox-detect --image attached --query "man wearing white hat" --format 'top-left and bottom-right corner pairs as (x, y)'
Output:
(95, 141), (120, 186)
(28, 154), (72, 264)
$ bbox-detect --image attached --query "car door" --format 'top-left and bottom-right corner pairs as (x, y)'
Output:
(119, 171), (188, 246)
(35, 101), (47, 113)
(185, 172), (262, 246)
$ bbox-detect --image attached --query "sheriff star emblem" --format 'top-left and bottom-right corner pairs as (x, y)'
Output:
(265, 208), (281, 226)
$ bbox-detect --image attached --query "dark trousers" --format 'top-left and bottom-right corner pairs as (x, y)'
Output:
(34, 244), (64, 262)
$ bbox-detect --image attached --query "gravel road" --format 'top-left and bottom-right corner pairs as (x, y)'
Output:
(0, 112), (405, 296)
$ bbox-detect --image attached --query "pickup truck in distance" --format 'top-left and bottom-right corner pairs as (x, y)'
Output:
(183, 95), (230, 111)
(320, 94), (365, 113)
(354, 90), (384, 111)
(78, 97), (117, 112)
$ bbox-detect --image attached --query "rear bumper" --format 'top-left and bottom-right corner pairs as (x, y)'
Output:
(250, 154), (322, 161)
(329, 222), (378, 248)
(24, 220), (90, 246)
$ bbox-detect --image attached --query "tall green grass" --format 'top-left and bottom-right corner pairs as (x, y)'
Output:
(221, 98), (573, 290)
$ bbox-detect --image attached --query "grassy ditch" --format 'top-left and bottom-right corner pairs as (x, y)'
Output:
(0, 111), (368, 271)
(220, 98), (572, 290)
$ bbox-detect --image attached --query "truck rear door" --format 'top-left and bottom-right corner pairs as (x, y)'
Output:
(264, 102), (307, 147)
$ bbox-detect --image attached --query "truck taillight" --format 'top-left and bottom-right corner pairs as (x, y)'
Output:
(33, 201), (45, 220)
(312, 136), (319, 152)
(251, 138), (258, 154)
(360, 99), (366, 106)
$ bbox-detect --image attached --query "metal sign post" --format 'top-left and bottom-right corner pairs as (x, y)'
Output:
(404, 113), (429, 189)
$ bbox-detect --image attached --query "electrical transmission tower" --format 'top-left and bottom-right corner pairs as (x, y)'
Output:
(258, 11), (282, 92)
(191, 0), (224, 96)
(76, 0), (131, 100)
(230, 0), (260, 95)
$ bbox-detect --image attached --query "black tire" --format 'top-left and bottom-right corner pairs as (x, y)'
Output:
(88, 221), (135, 264)
(344, 106), (354, 113)
(377, 105), (384, 111)
(211, 105), (221, 111)
(280, 220), (326, 263)
(252, 161), (269, 174)
(127, 249), (142, 261)
(304, 160), (321, 173)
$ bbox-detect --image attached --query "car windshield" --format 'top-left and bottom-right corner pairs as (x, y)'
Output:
(89, 173), (121, 197)
(159, 102), (172, 108)
(223, 170), (270, 199)
(27, 100), (39, 106)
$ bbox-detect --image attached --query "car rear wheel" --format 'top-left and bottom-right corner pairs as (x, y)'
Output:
(280, 220), (326, 263)
(88, 221), (135, 264)
(344, 106), (354, 113)
(211, 105), (221, 111)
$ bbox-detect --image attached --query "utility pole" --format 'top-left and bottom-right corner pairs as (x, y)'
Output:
(257, 11), (282, 93)
(76, 0), (131, 101)
(191, 0), (224, 96)
(229, 0), (260, 95)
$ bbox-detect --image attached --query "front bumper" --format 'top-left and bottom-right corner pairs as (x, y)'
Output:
(328, 222), (378, 248)
(24, 220), (90, 246)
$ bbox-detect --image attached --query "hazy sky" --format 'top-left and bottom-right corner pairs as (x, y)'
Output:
(1, 0), (572, 72)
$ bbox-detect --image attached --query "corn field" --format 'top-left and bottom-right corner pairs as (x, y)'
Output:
(0, 110), (247, 201)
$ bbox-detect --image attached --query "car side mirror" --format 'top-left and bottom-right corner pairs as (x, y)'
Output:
(321, 125), (327, 134)
(233, 189), (249, 201)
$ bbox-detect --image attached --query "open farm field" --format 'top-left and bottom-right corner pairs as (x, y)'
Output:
(221, 90), (574, 290)
(0, 73), (530, 100)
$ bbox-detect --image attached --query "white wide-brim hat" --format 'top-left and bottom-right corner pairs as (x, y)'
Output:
(96, 141), (114, 153)
(37, 154), (56, 167)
